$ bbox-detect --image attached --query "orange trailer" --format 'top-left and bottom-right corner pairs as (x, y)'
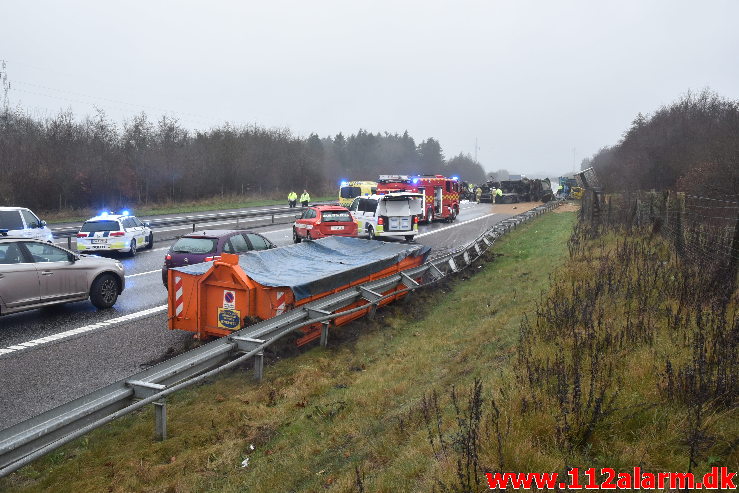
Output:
(168, 237), (429, 345)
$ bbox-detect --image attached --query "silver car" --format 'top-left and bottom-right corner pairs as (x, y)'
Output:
(0, 236), (125, 315)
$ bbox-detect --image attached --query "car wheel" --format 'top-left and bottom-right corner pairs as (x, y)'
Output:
(128, 240), (137, 257)
(367, 226), (376, 240)
(404, 235), (414, 242)
(293, 227), (302, 243)
(90, 274), (119, 309)
(146, 233), (154, 249)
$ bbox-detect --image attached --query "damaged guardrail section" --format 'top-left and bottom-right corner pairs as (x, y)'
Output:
(0, 200), (561, 477)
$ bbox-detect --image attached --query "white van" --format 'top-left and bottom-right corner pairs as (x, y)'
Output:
(0, 207), (54, 243)
(349, 192), (423, 241)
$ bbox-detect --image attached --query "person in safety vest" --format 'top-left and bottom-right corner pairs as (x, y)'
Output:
(300, 190), (311, 207)
(495, 187), (502, 203)
(475, 187), (482, 202)
(288, 191), (297, 208)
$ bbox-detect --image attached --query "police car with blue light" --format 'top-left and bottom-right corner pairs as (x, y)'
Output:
(76, 211), (153, 256)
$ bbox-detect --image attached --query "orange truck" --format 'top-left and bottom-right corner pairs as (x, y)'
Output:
(168, 236), (430, 345)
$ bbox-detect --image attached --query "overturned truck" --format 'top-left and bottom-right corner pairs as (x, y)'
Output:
(168, 237), (430, 346)
(479, 178), (553, 203)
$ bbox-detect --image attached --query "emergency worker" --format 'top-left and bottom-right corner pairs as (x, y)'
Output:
(300, 190), (311, 207)
(495, 187), (503, 203)
(475, 187), (482, 202)
(288, 191), (298, 208)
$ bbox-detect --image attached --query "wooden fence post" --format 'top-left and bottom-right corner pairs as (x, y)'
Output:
(729, 208), (739, 292)
(673, 192), (685, 256)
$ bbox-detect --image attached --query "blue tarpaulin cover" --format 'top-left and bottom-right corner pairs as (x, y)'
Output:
(172, 236), (430, 301)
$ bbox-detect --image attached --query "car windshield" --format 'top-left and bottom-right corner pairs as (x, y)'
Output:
(172, 237), (217, 254)
(340, 186), (361, 199)
(0, 211), (24, 230)
(81, 220), (120, 232)
(321, 210), (352, 222)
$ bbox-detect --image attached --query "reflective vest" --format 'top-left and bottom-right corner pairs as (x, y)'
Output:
(496, 188), (503, 196)
(300, 192), (310, 202)
(288, 192), (297, 201)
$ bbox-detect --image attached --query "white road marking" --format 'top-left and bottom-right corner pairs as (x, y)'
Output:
(0, 305), (168, 356)
(416, 212), (496, 238)
(125, 269), (161, 278)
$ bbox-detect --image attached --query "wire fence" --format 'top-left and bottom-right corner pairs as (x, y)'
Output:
(582, 189), (739, 299)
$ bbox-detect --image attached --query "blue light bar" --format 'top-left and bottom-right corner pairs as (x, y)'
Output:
(121, 210), (130, 216)
(452, 176), (459, 181)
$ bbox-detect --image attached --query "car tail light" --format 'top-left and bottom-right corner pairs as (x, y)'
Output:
(204, 255), (221, 262)
(110, 231), (125, 236)
(414, 215), (419, 224)
(76, 233), (88, 238)
(165, 254), (172, 261)
(377, 217), (384, 225)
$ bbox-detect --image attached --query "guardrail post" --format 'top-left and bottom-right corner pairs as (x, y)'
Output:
(254, 351), (264, 381)
(320, 323), (329, 347)
(192, 223), (196, 232)
(271, 214), (274, 224)
(154, 400), (167, 441)
(67, 237), (72, 249)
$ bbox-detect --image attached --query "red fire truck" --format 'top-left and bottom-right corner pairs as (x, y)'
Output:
(376, 175), (418, 194)
(376, 174), (460, 223)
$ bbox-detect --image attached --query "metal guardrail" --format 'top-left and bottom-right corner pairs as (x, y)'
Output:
(50, 203), (336, 239)
(0, 200), (561, 477)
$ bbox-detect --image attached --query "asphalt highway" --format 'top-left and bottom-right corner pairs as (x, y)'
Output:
(0, 201), (517, 430)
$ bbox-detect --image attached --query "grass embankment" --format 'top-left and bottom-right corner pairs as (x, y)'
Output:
(41, 195), (335, 224)
(4, 209), (736, 492)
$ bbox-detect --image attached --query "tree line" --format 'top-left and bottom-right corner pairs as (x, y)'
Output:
(0, 107), (486, 212)
(583, 89), (739, 198)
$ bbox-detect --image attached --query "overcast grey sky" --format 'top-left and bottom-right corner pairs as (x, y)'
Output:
(3, 0), (738, 176)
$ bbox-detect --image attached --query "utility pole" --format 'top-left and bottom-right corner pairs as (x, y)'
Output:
(474, 137), (479, 162)
(572, 147), (577, 172)
(1, 60), (9, 110)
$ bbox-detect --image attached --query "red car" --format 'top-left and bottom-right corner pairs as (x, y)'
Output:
(293, 206), (358, 242)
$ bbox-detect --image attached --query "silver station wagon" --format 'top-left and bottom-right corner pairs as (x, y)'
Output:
(0, 235), (125, 315)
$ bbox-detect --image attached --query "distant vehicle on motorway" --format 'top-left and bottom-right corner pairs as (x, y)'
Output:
(0, 234), (125, 314)
(293, 205), (358, 243)
(162, 230), (275, 286)
(338, 180), (377, 207)
(0, 207), (54, 243)
(76, 211), (153, 256)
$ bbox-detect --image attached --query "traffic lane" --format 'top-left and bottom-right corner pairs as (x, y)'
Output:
(0, 224), (297, 346)
(0, 264), (169, 348)
(0, 204), (519, 430)
(0, 204), (490, 346)
(0, 312), (189, 431)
